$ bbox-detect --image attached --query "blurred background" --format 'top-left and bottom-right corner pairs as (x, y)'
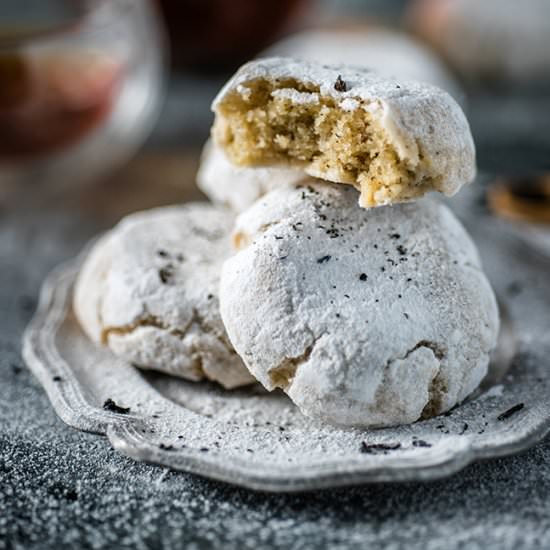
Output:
(0, 0), (549, 232)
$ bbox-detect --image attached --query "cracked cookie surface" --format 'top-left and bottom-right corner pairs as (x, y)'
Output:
(74, 204), (254, 389)
(220, 182), (499, 426)
(212, 57), (475, 208)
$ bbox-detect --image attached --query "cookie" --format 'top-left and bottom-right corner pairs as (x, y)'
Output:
(196, 139), (305, 212)
(212, 57), (475, 209)
(263, 27), (462, 101)
(199, 31), (462, 214)
(220, 182), (499, 427)
(74, 204), (254, 389)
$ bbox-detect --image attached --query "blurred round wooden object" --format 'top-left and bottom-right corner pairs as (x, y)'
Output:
(488, 175), (550, 225)
(155, 0), (311, 71)
(263, 25), (462, 101)
(408, 0), (550, 84)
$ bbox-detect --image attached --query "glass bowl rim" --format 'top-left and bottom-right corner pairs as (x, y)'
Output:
(0, 0), (135, 49)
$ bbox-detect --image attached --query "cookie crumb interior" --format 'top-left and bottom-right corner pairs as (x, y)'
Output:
(214, 78), (434, 207)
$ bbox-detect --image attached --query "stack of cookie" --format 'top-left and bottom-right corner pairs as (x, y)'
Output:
(74, 57), (499, 428)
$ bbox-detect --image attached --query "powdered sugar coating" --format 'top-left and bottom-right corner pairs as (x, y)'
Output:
(220, 182), (499, 427)
(212, 57), (476, 205)
(196, 139), (306, 213)
(262, 28), (463, 101)
(74, 204), (254, 389)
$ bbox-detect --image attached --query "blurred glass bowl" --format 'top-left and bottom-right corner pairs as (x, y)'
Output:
(0, 0), (165, 195)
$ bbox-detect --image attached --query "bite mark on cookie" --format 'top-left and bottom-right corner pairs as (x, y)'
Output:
(421, 371), (449, 419)
(214, 76), (430, 208)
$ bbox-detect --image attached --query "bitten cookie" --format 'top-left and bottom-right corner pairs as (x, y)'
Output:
(212, 57), (475, 209)
(220, 182), (499, 427)
(74, 204), (254, 389)
(199, 30), (462, 214)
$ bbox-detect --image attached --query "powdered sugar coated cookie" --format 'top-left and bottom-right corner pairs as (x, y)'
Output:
(212, 57), (475, 208)
(74, 204), (254, 389)
(220, 182), (499, 426)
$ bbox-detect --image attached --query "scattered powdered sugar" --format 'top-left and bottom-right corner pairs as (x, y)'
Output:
(481, 384), (505, 399)
(271, 88), (320, 104)
(339, 97), (360, 111)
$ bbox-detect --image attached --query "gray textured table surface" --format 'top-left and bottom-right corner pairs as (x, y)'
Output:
(2, 79), (550, 549)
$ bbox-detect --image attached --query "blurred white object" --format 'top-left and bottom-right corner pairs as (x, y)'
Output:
(409, 0), (550, 83)
(262, 27), (463, 102)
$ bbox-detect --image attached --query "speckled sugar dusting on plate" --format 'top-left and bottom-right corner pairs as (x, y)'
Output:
(22, 185), (550, 492)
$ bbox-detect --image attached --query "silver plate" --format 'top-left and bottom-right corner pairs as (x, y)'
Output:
(22, 191), (550, 492)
